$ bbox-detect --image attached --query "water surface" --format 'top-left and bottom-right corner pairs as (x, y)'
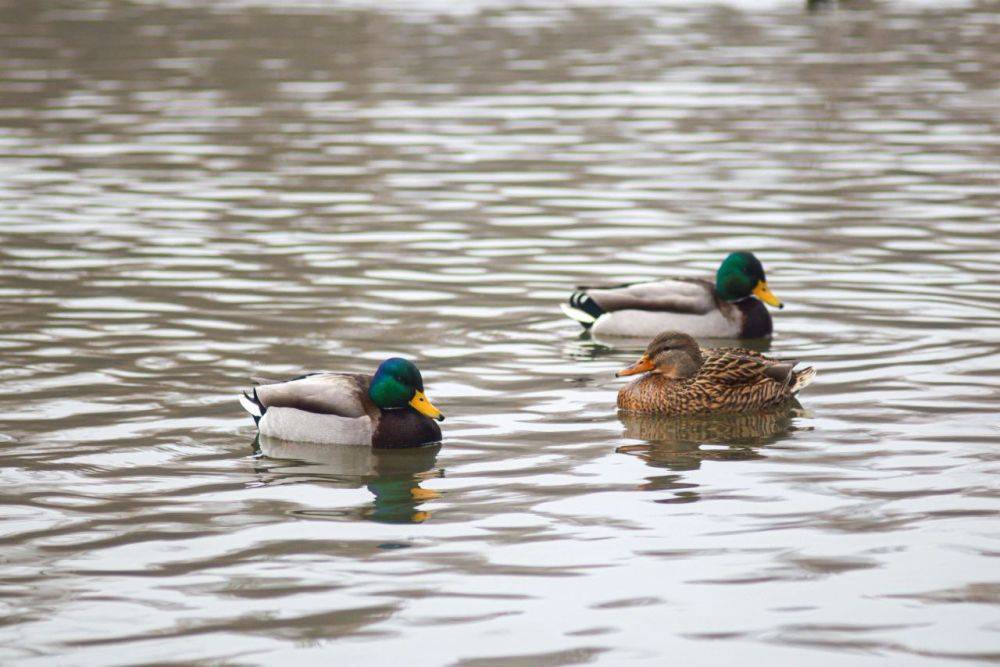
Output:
(1, 0), (998, 664)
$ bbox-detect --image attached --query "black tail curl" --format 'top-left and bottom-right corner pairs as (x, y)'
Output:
(568, 291), (605, 325)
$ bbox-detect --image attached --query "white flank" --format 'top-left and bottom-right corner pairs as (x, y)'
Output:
(258, 407), (373, 445)
(560, 302), (597, 324)
(591, 309), (738, 338)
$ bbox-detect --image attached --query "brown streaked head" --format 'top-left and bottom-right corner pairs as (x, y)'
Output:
(615, 331), (703, 379)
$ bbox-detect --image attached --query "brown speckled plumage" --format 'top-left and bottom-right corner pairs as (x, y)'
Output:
(616, 332), (815, 415)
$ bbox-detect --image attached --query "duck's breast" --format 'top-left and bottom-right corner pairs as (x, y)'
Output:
(735, 298), (773, 338)
(372, 410), (442, 449)
(617, 374), (690, 414)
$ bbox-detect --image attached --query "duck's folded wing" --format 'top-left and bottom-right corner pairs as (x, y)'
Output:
(252, 373), (369, 417)
(705, 346), (767, 360)
(702, 353), (796, 387)
(583, 278), (716, 314)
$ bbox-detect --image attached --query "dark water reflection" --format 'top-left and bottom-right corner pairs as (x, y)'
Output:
(617, 404), (802, 470)
(254, 437), (442, 524)
(0, 0), (998, 664)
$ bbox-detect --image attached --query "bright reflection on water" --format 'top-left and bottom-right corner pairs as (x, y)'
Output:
(0, 0), (998, 663)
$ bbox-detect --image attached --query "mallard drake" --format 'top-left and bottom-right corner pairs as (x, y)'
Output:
(615, 331), (815, 415)
(239, 358), (444, 448)
(561, 252), (783, 338)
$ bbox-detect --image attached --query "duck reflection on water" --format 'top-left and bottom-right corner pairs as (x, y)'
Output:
(616, 402), (804, 472)
(252, 435), (442, 524)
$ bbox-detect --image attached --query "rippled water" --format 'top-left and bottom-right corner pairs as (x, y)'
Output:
(1, 0), (998, 663)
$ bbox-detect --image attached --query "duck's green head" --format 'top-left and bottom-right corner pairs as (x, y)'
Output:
(715, 252), (783, 308)
(369, 357), (444, 421)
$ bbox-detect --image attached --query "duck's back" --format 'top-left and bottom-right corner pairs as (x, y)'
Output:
(254, 372), (371, 416)
(586, 278), (716, 313)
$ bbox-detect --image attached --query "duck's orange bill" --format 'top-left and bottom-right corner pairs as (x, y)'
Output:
(615, 354), (655, 377)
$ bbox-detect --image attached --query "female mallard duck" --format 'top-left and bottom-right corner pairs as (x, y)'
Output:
(616, 331), (815, 415)
(561, 251), (783, 338)
(239, 358), (444, 448)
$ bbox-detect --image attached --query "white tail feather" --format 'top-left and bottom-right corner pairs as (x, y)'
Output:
(239, 392), (262, 418)
(560, 302), (596, 324)
(791, 367), (816, 394)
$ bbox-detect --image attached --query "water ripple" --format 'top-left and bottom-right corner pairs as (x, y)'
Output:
(0, 0), (997, 664)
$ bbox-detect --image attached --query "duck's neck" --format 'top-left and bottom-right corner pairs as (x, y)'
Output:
(735, 298), (773, 338)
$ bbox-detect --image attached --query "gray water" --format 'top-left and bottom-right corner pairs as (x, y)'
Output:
(1, 0), (998, 664)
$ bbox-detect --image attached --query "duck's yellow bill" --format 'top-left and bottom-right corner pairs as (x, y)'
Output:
(753, 280), (784, 309)
(410, 390), (444, 421)
(410, 487), (441, 501)
(616, 354), (655, 377)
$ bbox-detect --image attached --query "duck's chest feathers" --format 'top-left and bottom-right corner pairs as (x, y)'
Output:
(733, 298), (773, 338)
(371, 409), (442, 449)
(617, 374), (707, 415)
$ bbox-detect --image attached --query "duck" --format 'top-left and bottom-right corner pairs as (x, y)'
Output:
(561, 251), (783, 338)
(615, 331), (815, 415)
(239, 357), (444, 448)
